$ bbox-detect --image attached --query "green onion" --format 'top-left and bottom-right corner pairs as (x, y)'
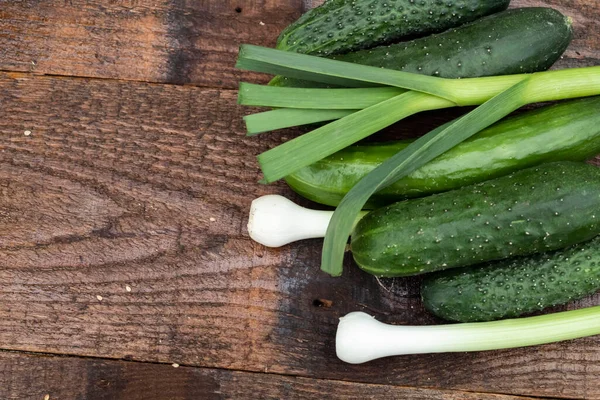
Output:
(336, 309), (600, 364)
(244, 109), (355, 136)
(238, 83), (405, 109)
(236, 74), (523, 137)
(237, 47), (600, 183)
(252, 67), (600, 184)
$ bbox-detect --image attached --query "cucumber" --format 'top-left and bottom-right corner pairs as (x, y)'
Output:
(421, 235), (600, 322)
(276, 0), (510, 57)
(272, 8), (573, 88)
(351, 162), (600, 277)
(286, 96), (600, 209)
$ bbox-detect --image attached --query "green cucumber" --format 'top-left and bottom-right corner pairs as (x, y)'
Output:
(272, 7), (573, 87)
(351, 162), (600, 277)
(421, 235), (600, 322)
(286, 96), (600, 209)
(276, 0), (510, 57)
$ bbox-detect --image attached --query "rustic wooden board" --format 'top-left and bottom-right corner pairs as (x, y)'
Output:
(1, 351), (540, 400)
(0, 0), (597, 88)
(2, 72), (600, 399)
(1, 0), (600, 398)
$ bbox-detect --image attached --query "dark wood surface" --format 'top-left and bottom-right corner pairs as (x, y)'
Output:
(0, 1), (599, 399)
(2, 351), (544, 400)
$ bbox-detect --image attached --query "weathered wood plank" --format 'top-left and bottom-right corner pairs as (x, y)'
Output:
(2, 73), (600, 399)
(0, 0), (303, 89)
(0, 0), (597, 88)
(1, 352), (540, 400)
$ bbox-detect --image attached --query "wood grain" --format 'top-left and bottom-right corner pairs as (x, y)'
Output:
(0, 0), (303, 89)
(2, 72), (600, 399)
(0, 0), (597, 88)
(1, 352), (542, 400)
(1, 0), (600, 398)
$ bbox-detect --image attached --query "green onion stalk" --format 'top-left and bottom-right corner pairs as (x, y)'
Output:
(336, 309), (600, 364)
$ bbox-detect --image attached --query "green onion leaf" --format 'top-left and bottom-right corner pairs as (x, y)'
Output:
(238, 83), (404, 109)
(257, 91), (455, 183)
(236, 45), (459, 101)
(244, 108), (355, 136)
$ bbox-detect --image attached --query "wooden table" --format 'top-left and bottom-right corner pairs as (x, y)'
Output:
(1, 1), (599, 399)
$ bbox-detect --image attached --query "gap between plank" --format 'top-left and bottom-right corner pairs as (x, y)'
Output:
(0, 348), (563, 400)
(0, 69), (242, 91)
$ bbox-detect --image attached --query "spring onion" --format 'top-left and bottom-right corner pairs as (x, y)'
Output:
(237, 46), (600, 183)
(247, 195), (366, 247)
(336, 308), (600, 364)
(244, 67), (600, 183)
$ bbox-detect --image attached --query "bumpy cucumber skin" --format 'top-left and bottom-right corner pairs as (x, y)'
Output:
(276, 0), (510, 57)
(272, 8), (573, 88)
(351, 162), (600, 278)
(285, 96), (600, 209)
(421, 235), (600, 322)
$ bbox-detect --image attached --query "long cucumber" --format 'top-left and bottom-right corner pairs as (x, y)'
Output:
(272, 8), (573, 87)
(276, 0), (510, 57)
(286, 96), (600, 209)
(351, 162), (600, 277)
(421, 236), (600, 322)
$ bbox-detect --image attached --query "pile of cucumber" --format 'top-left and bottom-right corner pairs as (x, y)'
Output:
(272, 1), (600, 323)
